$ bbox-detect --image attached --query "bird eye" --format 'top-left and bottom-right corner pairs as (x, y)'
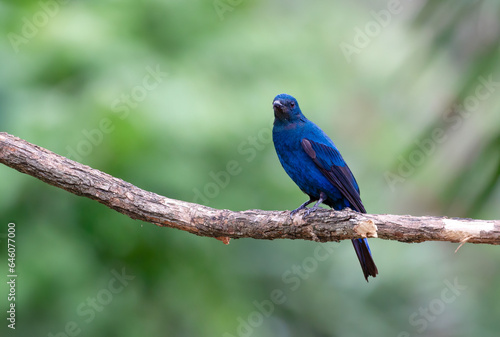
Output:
(290, 102), (295, 108)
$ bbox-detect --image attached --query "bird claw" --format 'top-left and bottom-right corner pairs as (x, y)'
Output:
(290, 206), (308, 218)
(290, 199), (314, 218)
(289, 208), (302, 218)
(301, 193), (326, 218)
(290, 205), (319, 219)
(303, 205), (320, 218)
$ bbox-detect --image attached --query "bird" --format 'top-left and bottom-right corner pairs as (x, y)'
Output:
(271, 93), (378, 281)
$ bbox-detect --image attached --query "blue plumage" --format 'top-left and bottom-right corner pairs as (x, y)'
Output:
(272, 93), (378, 281)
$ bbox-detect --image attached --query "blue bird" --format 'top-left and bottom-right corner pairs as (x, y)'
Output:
(272, 93), (378, 281)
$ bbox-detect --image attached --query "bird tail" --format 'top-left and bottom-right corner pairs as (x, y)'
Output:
(351, 238), (378, 282)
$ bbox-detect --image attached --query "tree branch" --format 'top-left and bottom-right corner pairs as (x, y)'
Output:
(1, 132), (499, 245)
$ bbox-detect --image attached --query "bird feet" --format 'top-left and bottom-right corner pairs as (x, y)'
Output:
(303, 204), (321, 217)
(290, 192), (327, 218)
(290, 198), (313, 218)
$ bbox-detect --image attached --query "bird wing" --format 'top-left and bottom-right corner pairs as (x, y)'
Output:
(301, 138), (366, 213)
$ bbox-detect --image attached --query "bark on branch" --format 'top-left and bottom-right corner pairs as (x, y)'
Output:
(1, 132), (499, 245)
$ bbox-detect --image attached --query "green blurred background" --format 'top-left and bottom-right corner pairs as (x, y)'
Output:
(1, 0), (500, 336)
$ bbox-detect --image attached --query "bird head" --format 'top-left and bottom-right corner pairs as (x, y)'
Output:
(272, 94), (304, 122)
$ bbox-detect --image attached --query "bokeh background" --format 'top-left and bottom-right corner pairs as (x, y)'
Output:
(1, 0), (500, 336)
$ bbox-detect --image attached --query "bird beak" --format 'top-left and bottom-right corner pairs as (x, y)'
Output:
(273, 100), (286, 119)
(273, 100), (284, 110)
